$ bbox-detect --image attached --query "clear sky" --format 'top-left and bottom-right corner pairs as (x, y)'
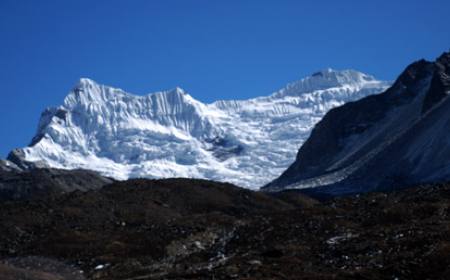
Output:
(1, 0), (449, 157)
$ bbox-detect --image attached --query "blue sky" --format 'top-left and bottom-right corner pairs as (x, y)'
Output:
(1, 0), (449, 157)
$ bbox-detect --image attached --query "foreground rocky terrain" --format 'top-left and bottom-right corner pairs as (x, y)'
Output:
(0, 165), (113, 201)
(0, 178), (449, 279)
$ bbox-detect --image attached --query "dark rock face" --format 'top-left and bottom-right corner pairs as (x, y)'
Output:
(265, 52), (450, 195)
(0, 167), (113, 201)
(422, 52), (450, 113)
(7, 149), (51, 170)
(205, 136), (244, 161)
(0, 178), (449, 279)
(0, 160), (21, 172)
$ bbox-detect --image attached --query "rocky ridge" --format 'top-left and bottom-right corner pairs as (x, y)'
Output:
(266, 52), (450, 195)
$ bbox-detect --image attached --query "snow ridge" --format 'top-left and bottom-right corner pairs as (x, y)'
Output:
(11, 70), (390, 189)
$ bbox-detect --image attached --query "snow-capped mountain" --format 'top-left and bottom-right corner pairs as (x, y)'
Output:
(265, 52), (450, 195)
(8, 69), (389, 189)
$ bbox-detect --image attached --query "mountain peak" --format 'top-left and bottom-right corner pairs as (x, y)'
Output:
(437, 51), (450, 62)
(309, 68), (376, 84)
(11, 69), (389, 189)
(164, 86), (188, 98)
(273, 69), (385, 98)
(78, 77), (97, 85)
(72, 77), (101, 93)
(311, 67), (334, 76)
(64, 78), (128, 108)
(173, 86), (185, 94)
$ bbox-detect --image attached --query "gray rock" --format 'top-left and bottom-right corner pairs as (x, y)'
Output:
(0, 167), (113, 201)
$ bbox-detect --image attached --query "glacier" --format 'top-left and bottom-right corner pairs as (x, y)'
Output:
(9, 69), (390, 189)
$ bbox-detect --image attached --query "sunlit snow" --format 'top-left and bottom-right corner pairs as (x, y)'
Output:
(18, 69), (390, 189)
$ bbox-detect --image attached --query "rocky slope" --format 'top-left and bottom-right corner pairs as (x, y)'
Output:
(0, 166), (112, 201)
(0, 178), (449, 279)
(265, 52), (450, 195)
(8, 70), (389, 188)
